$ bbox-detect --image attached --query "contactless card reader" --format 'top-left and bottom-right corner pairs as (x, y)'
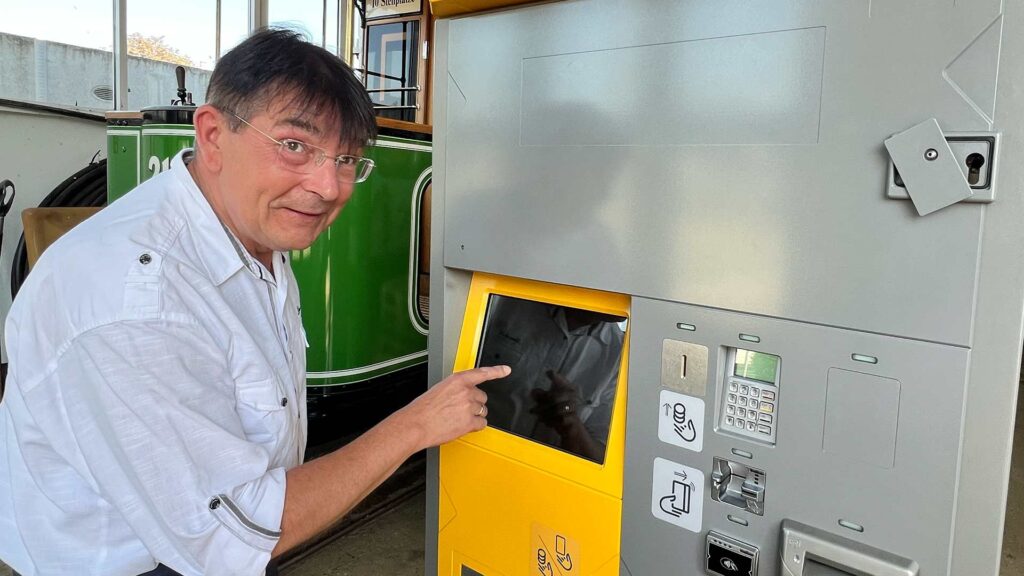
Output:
(706, 531), (759, 576)
(719, 348), (781, 445)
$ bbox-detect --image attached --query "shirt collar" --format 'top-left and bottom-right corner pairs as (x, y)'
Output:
(164, 149), (252, 286)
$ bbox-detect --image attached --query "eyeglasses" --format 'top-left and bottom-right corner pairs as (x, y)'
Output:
(231, 113), (375, 184)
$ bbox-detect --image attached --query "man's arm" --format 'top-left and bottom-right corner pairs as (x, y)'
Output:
(272, 365), (508, 556)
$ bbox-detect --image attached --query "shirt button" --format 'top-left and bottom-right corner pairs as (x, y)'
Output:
(209, 497), (221, 510)
(281, 397), (288, 407)
(138, 253), (152, 265)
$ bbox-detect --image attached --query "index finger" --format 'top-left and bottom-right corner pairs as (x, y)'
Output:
(450, 365), (511, 387)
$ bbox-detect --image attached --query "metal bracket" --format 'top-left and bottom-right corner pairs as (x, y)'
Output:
(884, 119), (992, 216)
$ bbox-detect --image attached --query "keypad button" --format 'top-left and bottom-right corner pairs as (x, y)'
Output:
(726, 416), (735, 426)
(761, 402), (775, 414)
(727, 405), (736, 415)
(739, 397), (748, 407)
(729, 394), (737, 403)
(762, 390), (776, 401)
(758, 413), (773, 424)
(746, 421), (756, 432)
(749, 400), (759, 410)
(751, 388), (760, 398)
(738, 408), (747, 418)
(729, 382), (738, 392)
(736, 419), (746, 428)
(740, 385), (750, 395)
(758, 425), (772, 435)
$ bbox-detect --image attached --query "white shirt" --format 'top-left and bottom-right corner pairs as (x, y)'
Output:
(0, 150), (307, 575)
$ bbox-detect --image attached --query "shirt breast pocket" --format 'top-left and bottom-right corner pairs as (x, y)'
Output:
(478, 326), (527, 368)
(234, 378), (289, 447)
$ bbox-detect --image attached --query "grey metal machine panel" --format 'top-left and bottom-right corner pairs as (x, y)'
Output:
(441, 0), (1005, 347)
(621, 297), (967, 576)
(431, 1), (1024, 575)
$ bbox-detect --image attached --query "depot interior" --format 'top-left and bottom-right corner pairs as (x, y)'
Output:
(1, 1), (1023, 576)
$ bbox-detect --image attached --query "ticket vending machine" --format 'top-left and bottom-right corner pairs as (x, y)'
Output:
(426, 1), (1024, 575)
(438, 274), (630, 575)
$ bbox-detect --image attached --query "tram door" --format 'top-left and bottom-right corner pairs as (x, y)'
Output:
(364, 9), (431, 123)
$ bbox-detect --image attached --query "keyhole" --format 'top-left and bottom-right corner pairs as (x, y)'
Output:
(965, 153), (986, 186)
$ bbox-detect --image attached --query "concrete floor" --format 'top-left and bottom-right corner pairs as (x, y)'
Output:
(282, 492), (426, 576)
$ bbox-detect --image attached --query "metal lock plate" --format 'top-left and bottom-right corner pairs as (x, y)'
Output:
(887, 132), (999, 205)
(884, 119), (979, 216)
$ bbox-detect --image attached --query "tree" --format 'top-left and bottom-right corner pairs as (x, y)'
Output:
(128, 33), (193, 67)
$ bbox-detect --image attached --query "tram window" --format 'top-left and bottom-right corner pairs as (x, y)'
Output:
(416, 183), (431, 325)
(269, 0), (325, 47)
(475, 295), (627, 464)
(127, 0), (215, 109)
(325, 0), (340, 56)
(365, 21), (419, 122)
(220, 0), (250, 58)
(0, 2), (114, 109)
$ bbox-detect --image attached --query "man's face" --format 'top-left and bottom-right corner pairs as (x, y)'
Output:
(214, 100), (359, 257)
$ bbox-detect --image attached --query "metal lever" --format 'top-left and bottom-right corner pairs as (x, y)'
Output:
(174, 66), (188, 105)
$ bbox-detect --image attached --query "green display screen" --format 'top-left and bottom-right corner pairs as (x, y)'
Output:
(733, 349), (780, 384)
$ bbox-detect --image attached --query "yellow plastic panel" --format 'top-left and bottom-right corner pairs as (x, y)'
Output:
(438, 272), (630, 576)
(429, 0), (550, 18)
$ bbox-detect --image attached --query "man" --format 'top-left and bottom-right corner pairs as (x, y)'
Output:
(0, 29), (505, 575)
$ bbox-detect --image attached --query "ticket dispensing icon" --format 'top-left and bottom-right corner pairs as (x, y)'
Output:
(652, 457), (705, 532)
(555, 534), (574, 571)
(659, 471), (694, 517)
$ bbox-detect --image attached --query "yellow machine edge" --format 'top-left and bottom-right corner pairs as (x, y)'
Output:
(429, 0), (549, 19)
(438, 272), (630, 576)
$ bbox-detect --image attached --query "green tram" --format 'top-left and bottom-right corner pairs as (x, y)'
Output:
(106, 106), (433, 445)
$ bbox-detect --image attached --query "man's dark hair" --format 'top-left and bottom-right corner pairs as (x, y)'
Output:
(207, 28), (377, 148)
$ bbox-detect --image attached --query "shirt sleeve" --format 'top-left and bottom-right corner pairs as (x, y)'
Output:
(579, 331), (626, 451)
(20, 319), (285, 576)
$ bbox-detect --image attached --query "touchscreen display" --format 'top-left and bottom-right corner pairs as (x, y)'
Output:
(475, 294), (627, 464)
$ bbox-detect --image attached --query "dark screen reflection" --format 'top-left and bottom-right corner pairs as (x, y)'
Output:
(475, 295), (627, 464)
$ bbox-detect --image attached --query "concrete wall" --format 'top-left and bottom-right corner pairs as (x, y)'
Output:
(0, 32), (212, 109)
(0, 106), (105, 360)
